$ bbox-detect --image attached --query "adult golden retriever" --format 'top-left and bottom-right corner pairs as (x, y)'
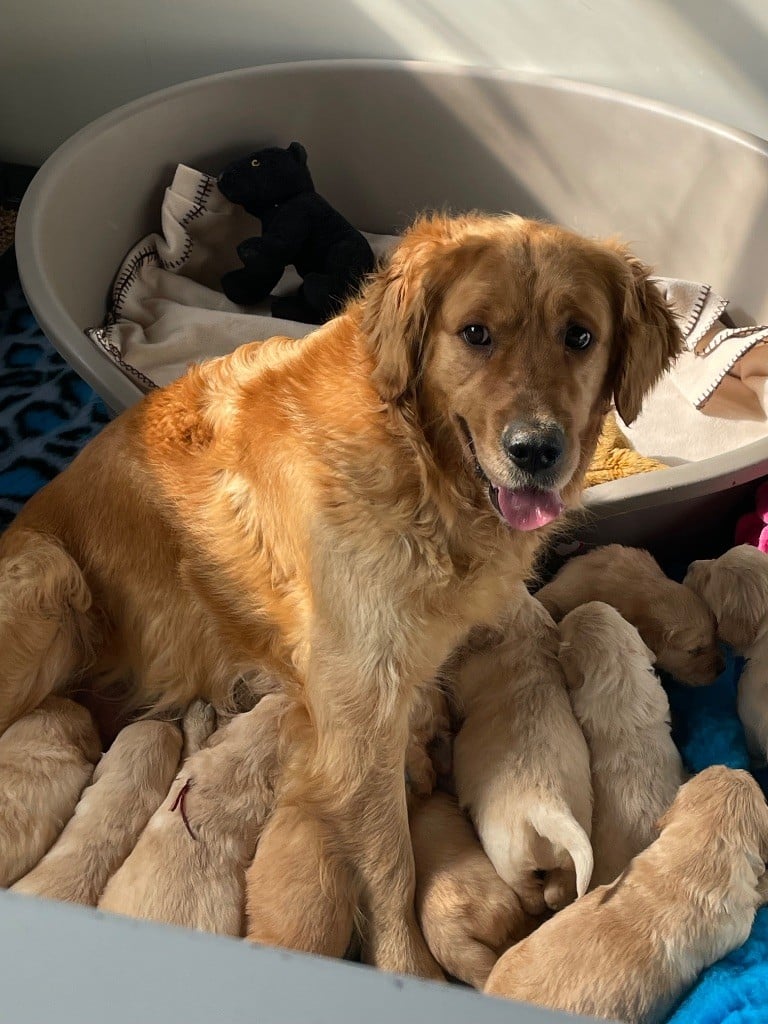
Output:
(0, 212), (681, 976)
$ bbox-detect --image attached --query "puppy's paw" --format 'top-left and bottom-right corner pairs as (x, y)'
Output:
(181, 700), (217, 758)
(405, 742), (437, 798)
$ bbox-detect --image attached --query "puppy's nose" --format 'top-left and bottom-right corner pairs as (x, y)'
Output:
(502, 421), (565, 479)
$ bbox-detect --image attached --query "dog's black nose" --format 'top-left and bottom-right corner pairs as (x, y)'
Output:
(502, 421), (565, 478)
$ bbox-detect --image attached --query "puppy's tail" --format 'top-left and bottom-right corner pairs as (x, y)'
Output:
(529, 805), (593, 897)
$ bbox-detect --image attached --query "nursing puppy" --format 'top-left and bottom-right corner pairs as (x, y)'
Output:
(485, 766), (768, 1024)
(559, 602), (686, 887)
(0, 697), (100, 887)
(685, 545), (768, 763)
(410, 791), (536, 989)
(99, 693), (287, 935)
(536, 545), (723, 685)
(452, 591), (593, 913)
(13, 721), (182, 904)
(243, 685), (452, 961)
(0, 213), (681, 975)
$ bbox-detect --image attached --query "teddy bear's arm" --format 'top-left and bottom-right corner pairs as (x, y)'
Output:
(253, 203), (311, 263)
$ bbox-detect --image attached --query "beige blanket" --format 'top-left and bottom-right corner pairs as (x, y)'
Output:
(87, 165), (768, 464)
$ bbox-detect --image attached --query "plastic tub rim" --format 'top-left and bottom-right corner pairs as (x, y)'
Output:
(15, 57), (768, 509)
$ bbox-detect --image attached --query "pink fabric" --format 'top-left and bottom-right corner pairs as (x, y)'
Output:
(735, 481), (768, 552)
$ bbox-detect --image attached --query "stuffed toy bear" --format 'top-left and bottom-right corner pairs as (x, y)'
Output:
(217, 142), (375, 324)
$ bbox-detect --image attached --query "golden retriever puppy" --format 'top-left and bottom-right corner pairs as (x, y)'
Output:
(0, 697), (100, 887)
(559, 602), (686, 886)
(0, 213), (681, 976)
(485, 766), (768, 1024)
(410, 791), (536, 989)
(536, 545), (723, 685)
(452, 591), (593, 914)
(12, 720), (181, 904)
(685, 545), (768, 762)
(99, 693), (287, 934)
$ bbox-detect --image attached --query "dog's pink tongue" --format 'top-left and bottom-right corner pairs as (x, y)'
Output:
(497, 488), (564, 531)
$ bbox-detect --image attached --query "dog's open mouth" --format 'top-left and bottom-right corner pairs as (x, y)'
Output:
(458, 418), (564, 532)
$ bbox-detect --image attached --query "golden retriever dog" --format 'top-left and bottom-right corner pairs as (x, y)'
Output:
(410, 791), (536, 989)
(537, 545), (723, 685)
(685, 545), (768, 763)
(485, 766), (768, 1023)
(0, 212), (681, 975)
(12, 720), (182, 904)
(98, 693), (287, 935)
(559, 602), (686, 887)
(0, 697), (100, 887)
(452, 591), (593, 914)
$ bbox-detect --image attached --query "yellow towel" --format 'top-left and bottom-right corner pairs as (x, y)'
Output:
(585, 412), (668, 488)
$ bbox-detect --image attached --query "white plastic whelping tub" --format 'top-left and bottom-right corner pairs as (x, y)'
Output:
(15, 60), (768, 555)
(9, 60), (768, 1022)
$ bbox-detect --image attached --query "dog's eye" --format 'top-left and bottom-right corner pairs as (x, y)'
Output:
(688, 646), (705, 656)
(251, 159), (260, 168)
(564, 323), (593, 351)
(460, 324), (492, 348)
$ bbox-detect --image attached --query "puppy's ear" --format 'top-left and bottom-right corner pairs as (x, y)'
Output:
(606, 244), (684, 425)
(361, 215), (462, 401)
(710, 566), (768, 650)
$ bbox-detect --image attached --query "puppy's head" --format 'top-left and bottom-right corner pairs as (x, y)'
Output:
(642, 584), (723, 686)
(684, 546), (768, 652)
(660, 765), (768, 862)
(559, 601), (655, 692)
(361, 213), (682, 534)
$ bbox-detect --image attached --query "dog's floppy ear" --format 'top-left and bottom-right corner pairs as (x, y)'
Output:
(607, 245), (684, 425)
(361, 215), (461, 402)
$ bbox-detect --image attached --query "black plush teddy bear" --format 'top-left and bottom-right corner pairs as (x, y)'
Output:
(217, 142), (375, 324)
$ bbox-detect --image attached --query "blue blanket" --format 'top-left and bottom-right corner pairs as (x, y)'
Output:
(0, 276), (108, 528)
(1, 268), (767, 1023)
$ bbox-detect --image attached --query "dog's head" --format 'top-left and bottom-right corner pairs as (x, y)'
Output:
(639, 584), (723, 686)
(559, 601), (656, 692)
(660, 765), (768, 864)
(685, 546), (768, 652)
(360, 214), (682, 533)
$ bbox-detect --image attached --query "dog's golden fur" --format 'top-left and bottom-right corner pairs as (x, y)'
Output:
(410, 791), (536, 989)
(0, 213), (681, 974)
(559, 602), (685, 887)
(13, 720), (181, 904)
(685, 545), (768, 762)
(452, 592), (593, 913)
(537, 545), (723, 686)
(0, 697), (100, 886)
(98, 694), (287, 934)
(485, 766), (768, 1023)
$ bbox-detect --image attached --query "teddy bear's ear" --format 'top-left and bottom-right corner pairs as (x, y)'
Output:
(288, 142), (308, 166)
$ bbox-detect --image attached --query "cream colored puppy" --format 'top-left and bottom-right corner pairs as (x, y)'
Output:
(410, 791), (536, 989)
(559, 602), (686, 887)
(685, 544), (768, 763)
(536, 545), (723, 685)
(0, 696), (100, 887)
(99, 693), (288, 935)
(452, 592), (593, 914)
(486, 766), (768, 1024)
(13, 721), (182, 904)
